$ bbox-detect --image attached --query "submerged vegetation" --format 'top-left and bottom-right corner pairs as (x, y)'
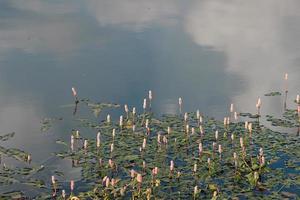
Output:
(0, 77), (299, 199)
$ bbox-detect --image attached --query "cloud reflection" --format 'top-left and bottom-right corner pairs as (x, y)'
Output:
(185, 0), (300, 113)
(85, 0), (181, 31)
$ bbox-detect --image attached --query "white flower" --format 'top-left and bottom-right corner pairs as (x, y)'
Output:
(234, 112), (238, 120)
(231, 133), (235, 141)
(245, 121), (249, 129)
(71, 135), (74, 151)
(198, 143), (203, 154)
(184, 112), (188, 122)
(71, 87), (77, 97)
(194, 186), (198, 195)
(124, 104), (129, 113)
(218, 144), (222, 154)
(136, 173), (143, 183)
(240, 137), (244, 148)
(196, 110), (200, 120)
(261, 156), (265, 166)
(284, 73), (288, 80)
(119, 116), (123, 127)
(110, 143), (114, 153)
(51, 175), (55, 185)
(233, 152), (237, 160)
(62, 190), (66, 198)
(84, 139), (88, 149)
(259, 148), (264, 156)
(143, 98), (147, 110)
(97, 132), (101, 148)
(170, 160), (174, 171)
(207, 158), (211, 165)
(142, 138), (146, 149)
(132, 107), (136, 115)
(178, 97), (182, 106)
(256, 97), (262, 109)
(193, 163), (197, 173)
(186, 124), (189, 133)
(167, 127), (171, 134)
(248, 123), (252, 133)
(149, 90), (152, 100)
(157, 133), (161, 144)
(200, 125), (204, 135)
(192, 127), (195, 135)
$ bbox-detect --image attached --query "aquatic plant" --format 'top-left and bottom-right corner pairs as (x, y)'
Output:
(1, 83), (300, 199)
(41, 89), (299, 199)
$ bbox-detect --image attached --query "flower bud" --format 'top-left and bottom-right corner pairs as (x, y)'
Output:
(142, 138), (146, 150)
(234, 112), (238, 120)
(84, 139), (88, 150)
(62, 190), (66, 198)
(119, 116), (123, 127)
(132, 107), (136, 115)
(110, 143), (114, 153)
(240, 137), (244, 148)
(170, 160), (174, 171)
(137, 173), (143, 183)
(231, 133), (235, 141)
(193, 163), (197, 173)
(124, 104), (129, 113)
(130, 169), (135, 178)
(96, 132), (101, 148)
(178, 98), (182, 106)
(196, 110), (200, 120)
(149, 90), (152, 100)
(184, 112), (188, 122)
(51, 175), (56, 185)
(168, 127), (171, 134)
(218, 144), (222, 154)
(163, 136), (168, 144)
(199, 143), (203, 154)
(108, 159), (114, 168)
(245, 121), (248, 129)
(71, 87), (77, 97)
(194, 186), (198, 195)
(112, 129), (116, 139)
(152, 167), (159, 176)
(143, 99), (147, 110)
(70, 180), (74, 191)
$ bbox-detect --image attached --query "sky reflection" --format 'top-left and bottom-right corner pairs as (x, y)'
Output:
(0, 1), (299, 189)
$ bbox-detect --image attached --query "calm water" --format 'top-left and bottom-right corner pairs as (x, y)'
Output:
(0, 0), (300, 195)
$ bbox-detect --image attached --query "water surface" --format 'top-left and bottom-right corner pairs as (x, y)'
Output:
(0, 0), (299, 195)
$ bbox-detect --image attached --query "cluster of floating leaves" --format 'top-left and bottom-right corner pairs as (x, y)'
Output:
(264, 92), (282, 96)
(45, 96), (299, 199)
(41, 118), (63, 133)
(0, 132), (47, 199)
(1, 94), (299, 199)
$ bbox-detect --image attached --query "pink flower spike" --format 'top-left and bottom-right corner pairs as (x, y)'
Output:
(70, 180), (74, 191)
(71, 87), (77, 97)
